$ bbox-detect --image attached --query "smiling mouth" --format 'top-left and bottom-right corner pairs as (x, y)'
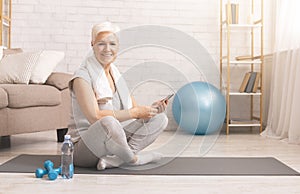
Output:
(101, 53), (113, 57)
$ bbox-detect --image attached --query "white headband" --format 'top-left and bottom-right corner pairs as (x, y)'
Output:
(91, 22), (120, 43)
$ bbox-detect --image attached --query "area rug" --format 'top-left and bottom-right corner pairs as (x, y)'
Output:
(0, 154), (299, 176)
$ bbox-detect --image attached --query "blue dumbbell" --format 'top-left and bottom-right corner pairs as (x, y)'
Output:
(35, 160), (61, 180)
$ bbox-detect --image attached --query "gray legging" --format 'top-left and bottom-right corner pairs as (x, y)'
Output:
(73, 113), (168, 167)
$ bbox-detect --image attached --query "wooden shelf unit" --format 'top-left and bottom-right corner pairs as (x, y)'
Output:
(220, 0), (264, 134)
(0, 0), (11, 48)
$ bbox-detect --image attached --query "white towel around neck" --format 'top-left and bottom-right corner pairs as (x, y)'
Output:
(82, 53), (133, 110)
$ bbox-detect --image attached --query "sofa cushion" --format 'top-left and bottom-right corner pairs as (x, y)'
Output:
(0, 87), (8, 109)
(45, 72), (72, 90)
(0, 84), (61, 108)
(30, 51), (65, 84)
(0, 52), (41, 84)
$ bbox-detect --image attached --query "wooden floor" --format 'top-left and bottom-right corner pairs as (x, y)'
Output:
(0, 128), (300, 194)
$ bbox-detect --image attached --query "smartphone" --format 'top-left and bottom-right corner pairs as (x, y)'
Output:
(161, 94), (174, 102)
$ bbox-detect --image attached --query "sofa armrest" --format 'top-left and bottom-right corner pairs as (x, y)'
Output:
(45, 72), (72, 90)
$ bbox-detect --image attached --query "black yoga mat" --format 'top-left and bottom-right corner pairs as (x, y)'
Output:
(0, 154), (299, 176)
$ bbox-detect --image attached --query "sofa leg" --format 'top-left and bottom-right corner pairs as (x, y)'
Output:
(0, 136), (11, 149)
(56, 128), (68, 142)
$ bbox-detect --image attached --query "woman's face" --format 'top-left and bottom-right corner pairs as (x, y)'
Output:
(92, 31), (119, 67)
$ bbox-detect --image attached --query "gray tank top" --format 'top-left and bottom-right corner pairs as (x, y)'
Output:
(67, 67), (124, 143)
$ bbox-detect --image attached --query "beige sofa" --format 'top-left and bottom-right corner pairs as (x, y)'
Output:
(0, 72), (72, 147)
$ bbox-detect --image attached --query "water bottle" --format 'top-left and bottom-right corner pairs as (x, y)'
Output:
(61, 134), (74, 179)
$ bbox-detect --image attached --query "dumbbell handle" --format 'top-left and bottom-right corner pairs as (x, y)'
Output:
(44, 160), (54, 170)
(55, 167), (62, 175)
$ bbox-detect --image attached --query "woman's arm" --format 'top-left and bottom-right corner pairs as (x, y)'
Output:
(72, 78), (114, 124)
(72, 78), (157, 124)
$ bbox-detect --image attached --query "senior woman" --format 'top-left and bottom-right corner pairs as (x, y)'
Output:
(68, 22), (168, 170)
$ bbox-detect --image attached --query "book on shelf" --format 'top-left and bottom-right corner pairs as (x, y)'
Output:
(231, 3), (239, 24)
(226, 3), (239, 24)
(252, 72), (260, 93)
(239, 72), (251, 92)
(229, 119), (258, 124)
(245, 72), (257, 93)
(239, 72), (260, 93)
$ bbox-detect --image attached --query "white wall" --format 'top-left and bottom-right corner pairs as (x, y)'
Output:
(11, 0), (273, 131)
(11, 0), (220, 71)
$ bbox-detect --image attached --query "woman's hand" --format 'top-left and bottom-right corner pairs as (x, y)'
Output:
(130, 106), (158, 119)
(151, 100), (168, 114)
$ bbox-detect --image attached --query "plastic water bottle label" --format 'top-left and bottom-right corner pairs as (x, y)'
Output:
(69, 163), (74, 178)
(61, 157), (74, 179)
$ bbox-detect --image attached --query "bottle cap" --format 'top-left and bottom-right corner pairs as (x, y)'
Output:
(64, 134), (71, 140)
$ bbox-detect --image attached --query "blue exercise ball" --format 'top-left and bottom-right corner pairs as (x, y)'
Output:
(172, 81), (226, 135)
